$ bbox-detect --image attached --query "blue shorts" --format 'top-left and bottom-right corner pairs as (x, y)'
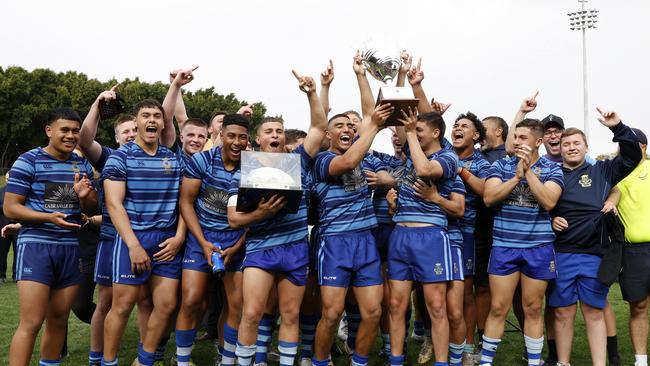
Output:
(488, 243), (557, 280)
(318, 230), (382, 288)
(450, 246), (465, 281)
(15, 243), (81, 288)
(94, 237), (113, 286)
(183, 229), (245, 273)
(548, 252), (609, 309)
(243, 240), (309, 286)
(461, 232), (475, 277)
(371, 223), (394, 262)
(388, 225), (453, 283)
(113, 229), (181, 285)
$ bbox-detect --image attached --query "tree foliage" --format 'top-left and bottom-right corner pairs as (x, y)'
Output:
(0, 66), (266, 168)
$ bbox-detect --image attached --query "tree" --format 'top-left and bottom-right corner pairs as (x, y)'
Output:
(0, 66), (266, 169)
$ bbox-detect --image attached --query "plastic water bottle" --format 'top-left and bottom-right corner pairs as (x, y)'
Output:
(211, 244), (225, 274)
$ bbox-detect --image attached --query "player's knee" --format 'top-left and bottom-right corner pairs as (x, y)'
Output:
(425, 298), (446, 319)
(581, 306), (604, 323)
(522, 301), (543, 318)
(321, 305), (344, 325)
(488, 303), (509, 319)
(18, 315), (45, 335)
(447, 307), (463, 326)
(630, 299), (649, 316)
(389, 295), (408, 315)
(154, 297), (178, 316)
(241, 306), (263, 326)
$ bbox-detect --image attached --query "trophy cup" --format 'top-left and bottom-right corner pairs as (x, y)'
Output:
(235, 151), (303, 213)
(361, 39), (419, 126)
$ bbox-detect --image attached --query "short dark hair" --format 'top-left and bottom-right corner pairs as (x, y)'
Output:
(561, 127), (588, 146)
(455, 111), (485, 143)
(328, 113), (351, 124)
(417, 111), (446, 141)
(515, 118), (544, 137)
(133, 99), (164, 118)
(182, 117), (208, 130)
(222, 114), (250, 130)
(114, 114), (136, 133)
(285, 129), (307, 145)
(343, 110), (361, 120)
(47, 107), (81, 125)
(483, 116), (508, 143)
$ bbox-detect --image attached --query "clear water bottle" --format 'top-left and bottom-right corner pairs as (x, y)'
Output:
(211, 244), (225, 274)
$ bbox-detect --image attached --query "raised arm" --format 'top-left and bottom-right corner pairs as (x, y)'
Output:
(518, 145), (562, 211)
(407, 58), (433, 114)
(162, 66), (197, 148)
(353, 51), (375, 118)
(292, 70), (327, 158)
(459, 168), (486, 196)
(396, 51), (412, 87)
(506, 91), (538, 155)
(596, 107), (643, 184)
(170, 69), (189, 129)
(484, 160), (526, 207)
(79, 85), (119, 164)
(327, 104), (392, 176)
(319, 60), (334, 117)
(400, 109), (447, 179)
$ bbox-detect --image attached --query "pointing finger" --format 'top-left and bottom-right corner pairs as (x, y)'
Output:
(416, 57), (422, 71)
(291, 69), (301, 80)
(532, 91), (539, 99)
(110, 83), (120, 92)
(190, 65), (199, 72)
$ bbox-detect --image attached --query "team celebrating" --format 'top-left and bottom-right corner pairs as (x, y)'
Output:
(3, 52), (650, 366)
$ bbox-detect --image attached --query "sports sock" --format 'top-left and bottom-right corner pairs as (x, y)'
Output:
(524, 335), (544, 366)
(156, 335), (170, 362)
(39, 360), (60, 366)
(175, 328), (197, 366)
(351, 352), (369, 366)
(254, 313), (274, 364)
(299, 314), (318, 359)
(389, 354), (405, 366)
(235, 342), (256, 366)
(479, 335), (501, 365)
(607, 335), (621, 363)
(345, 302), (361, 351)
(89, 351), (103, 365)
(100, 357), (118, 366)
(222, 324), (238, 366)
(449, 341), (465, 366)
(278, 340), (298, 366)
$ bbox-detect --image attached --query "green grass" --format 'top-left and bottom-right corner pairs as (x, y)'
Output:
(0, 244), (642, 365)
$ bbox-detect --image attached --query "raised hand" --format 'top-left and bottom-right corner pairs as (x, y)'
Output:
(596, 107), (621, 128)
(399, 50), (412, 75)
(397, 107), (418, 132)
(372, 103), (394, 127)
(430, 97), (451, 115)
(353, 50), (366, 76)
(73, 173), (93, 200)
(292, 70), (315, 93)
(171, 66), (198, 86)
(237, 103), (255, 118)
(97, 83), (119, 103)
(320, 59), (334, 86)
(520, 91), (539, 113)
(515, 144), (532, 179)
(407, 58), (424, 85)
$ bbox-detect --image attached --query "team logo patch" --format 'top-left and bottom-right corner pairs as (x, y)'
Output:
(341, 165), (368, 192)
(71, 161), (80, 174)
(549, 260), (556, 273)
(162, 157), (173, 174)
(578, 174), (592, 188)
(466, 259), (474, 271)
(434, 263), (444, 275)
(505, 183), (538, 208)
(202, 187), (229, 214)
(44, 183), (79, 210)
(532, 166), (542, 176)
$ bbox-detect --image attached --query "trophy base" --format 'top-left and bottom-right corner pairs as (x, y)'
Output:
(376, 86), (419, 126)
(236, 187), (303, 214)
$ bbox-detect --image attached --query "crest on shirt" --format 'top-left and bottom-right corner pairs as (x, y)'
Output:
(44, 183), (79, 210)
(202, 187), (229, 214)
(549, 260), (556, 273)
(578, 174), (592, 188)
(162, 157), (173, 174)
(71, 161), (80, 174)
(341, 165), (368, 192)
(434, 263), (444, 275)
(532, 166), (542, 177)
(504, 183), (538, 208)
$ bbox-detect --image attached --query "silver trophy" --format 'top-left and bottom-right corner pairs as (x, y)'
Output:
(361, 38), (418, 126)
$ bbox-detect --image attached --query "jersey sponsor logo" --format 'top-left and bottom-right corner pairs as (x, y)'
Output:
(341, 165), (368, 192)
(322, 275), (337, 281)
(578, 174), (592, 188)
(43, 163), (53, 169)
(44, 183), (79, 210)
(162, 157), (173, 174)
(434, 263), (444, 275)
(202, 187), (229, 214)
(504, 183), (538, 209)
(137, 160), (145, 167)
(532, 166), (542, 177)
(120, 274), (136, 279)
(549, 260), (556, 273)
(23, 267), (33, 274)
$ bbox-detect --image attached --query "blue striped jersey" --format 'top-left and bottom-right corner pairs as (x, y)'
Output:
(313, 150), (378, 236)
(361, 154), (393, 224)
(368, 152), (405, 224)
(6, 148), (94, 246)
(228, 146), (312, 253)
(446, 176), (467, 247)
(94, 146), (118, 242)
(185, 147), (242, 233)
(101, 142), (184, 231)
(393, 144), (459, 227)
(458, 149), (491, 234)
(487, 155), (564, 248)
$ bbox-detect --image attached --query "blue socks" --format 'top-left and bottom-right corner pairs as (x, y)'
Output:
(89, 351), (103, 365)
(299, 314), (318, 359)
(449, 341), (465, 366)
(351, 353), (369, 366)
(39, 360), (60, 366)
(222, 324), (238, 366)
(255, 313), (274, 364)
(278, 340), (298, 366)
(389, 354), (405, 366)
(235, 342), (256, 366)
(137, 342), (155, 366)
(524, 335), (544, 366)
(100, 357), (118, 366)
(345, 302), (361, 351)
(480, 335), (501, 365)
(175, 328), (197, 366)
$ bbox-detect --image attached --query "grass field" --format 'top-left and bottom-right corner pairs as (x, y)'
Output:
(0, 245), (644, 365)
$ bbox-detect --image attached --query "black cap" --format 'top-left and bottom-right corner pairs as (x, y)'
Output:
(632, 128), (647, 145)
(541, 114), (565, 130)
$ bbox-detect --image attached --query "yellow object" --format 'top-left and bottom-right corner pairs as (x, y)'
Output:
(617, 160), (650, 243)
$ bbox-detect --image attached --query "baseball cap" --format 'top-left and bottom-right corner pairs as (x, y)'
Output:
(541, 114), (565, 130)
(632, 128), (647, 145)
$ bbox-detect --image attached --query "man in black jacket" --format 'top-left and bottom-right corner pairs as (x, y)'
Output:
(549, 108), (641, 366)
